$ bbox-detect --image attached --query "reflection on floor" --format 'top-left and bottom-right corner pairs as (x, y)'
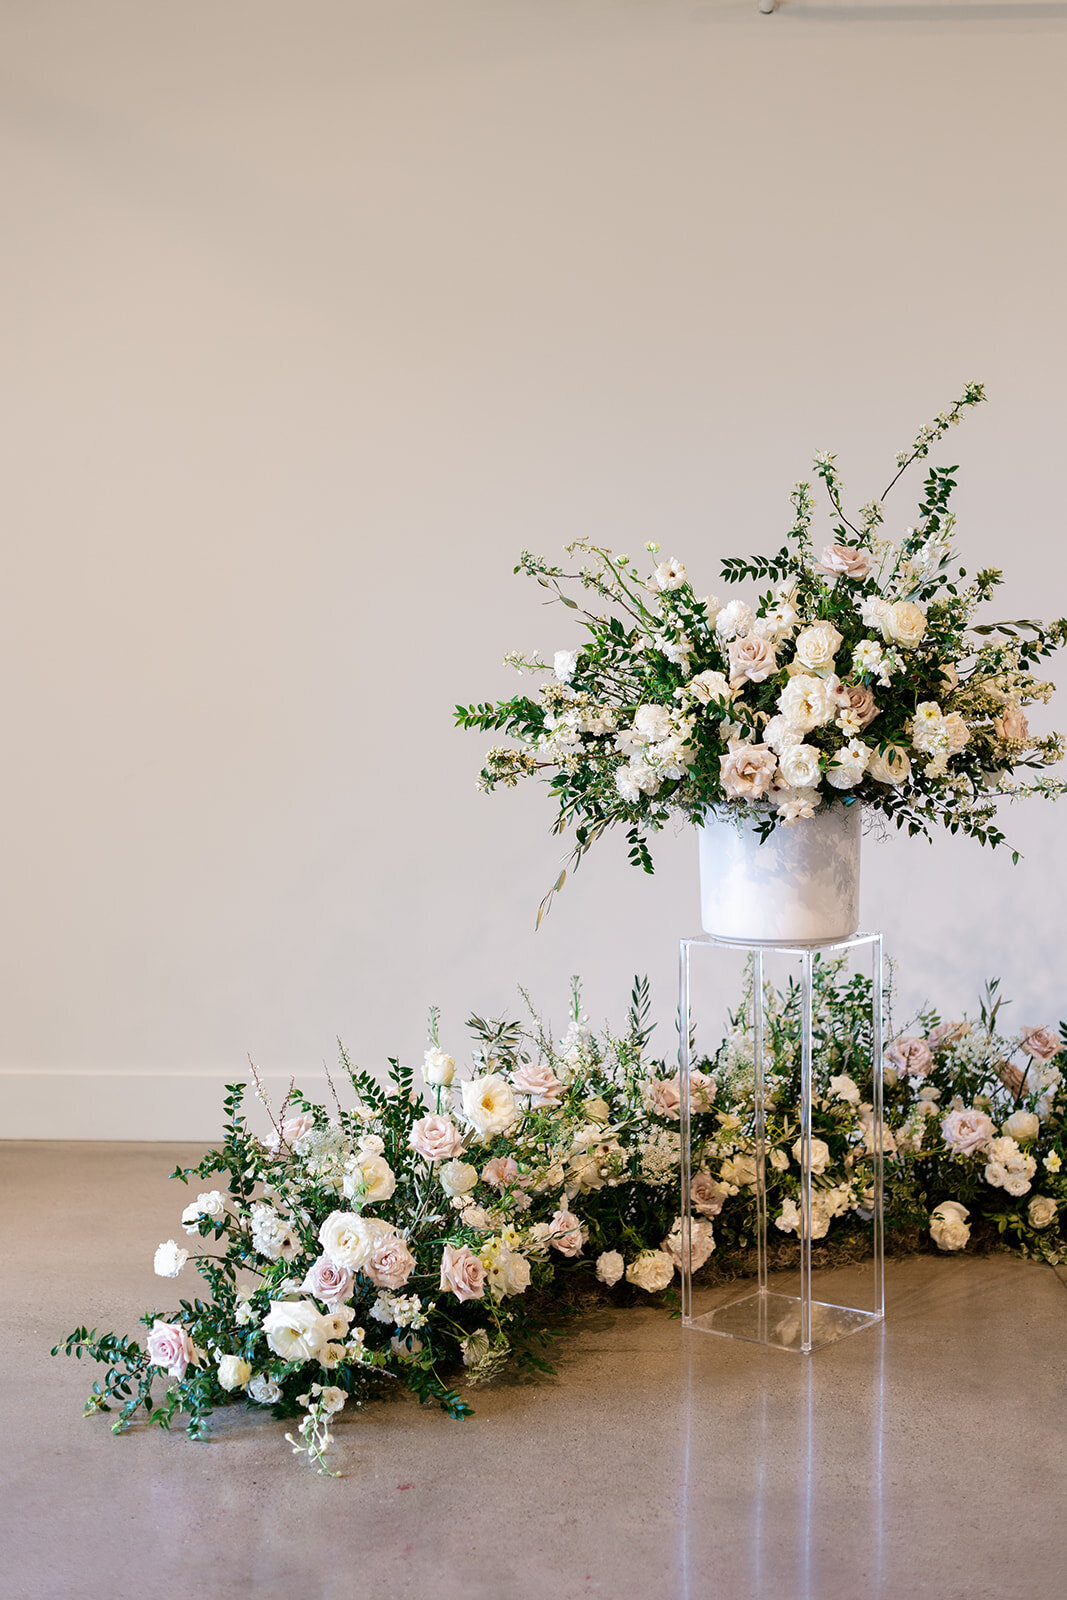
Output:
(4, 1142), (1065, 1600)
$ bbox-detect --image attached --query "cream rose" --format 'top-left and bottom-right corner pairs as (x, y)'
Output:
(439, 1243), (486, 1302)
(777, 742), (822, 790)
(439, 1159), (479, 1197)
(1028, 1195), (1058, 1230)
(1021, 1026), (1059, 1062)
(794, 621), (843, 675)
(867, 746), (911, 786)
(461, 1073), (520, 1139)
(994, 702), (1030, 745)
(836, 683), (879, 732)
(247, 1374), (282, 1406)
(727, 633), (778, 686)
(262, 1300), (330, 1362)
(408, 1113), (464, 1162)
(690, 1171), (729, 1216)
(929, 1201), (970, 1252)
(595, 1250), (625, 1286)
(883, 600), (927, 648)
(777, 673), (835, 732)
(662, 1217), (716, 1272)
(625, 1249), (675, 1294)
(689, 669), (734, 706)
(816, 544), (872, 580)
(790, 1136), (831, 1175)
(940, 1108), (995, 1156)
(146, 1320), (195, 1380)
(887, 1036), (933, 1078)
(217, 1355), (251, 1392)
(1002, 1109), (1039, 1143)
(423, 1049), (456, 1086)
(318, 1210), (386, 1272)
(719, 741), (778, 800)
(343, 1153), (396, 1204)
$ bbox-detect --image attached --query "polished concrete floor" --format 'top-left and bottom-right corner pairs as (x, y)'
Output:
(3, 1142), (1066, 1600)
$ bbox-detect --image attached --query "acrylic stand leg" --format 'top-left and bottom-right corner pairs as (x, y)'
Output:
(680, 933), (885, 1353)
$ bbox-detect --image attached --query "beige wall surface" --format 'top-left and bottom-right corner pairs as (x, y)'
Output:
(2, 0), (1066, 1137)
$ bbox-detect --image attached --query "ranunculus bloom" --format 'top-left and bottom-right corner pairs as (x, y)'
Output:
(511, 1060), (564, 1103)
(146, 1320), (195, 1380)
(461, 1074), (520, 1140)
(929, 1201), (970, 1252)
(1020, 1026), (1059, 1062)
(408, 1113), (465, 1162)
(625, 1249), (675, 1293)
(941, 1108), (996, 1156)
(439, 1243), (486, 1302)
(262, 1300), (330, 1362)
(301, 1255), (355, 1308)
(887, 1036), (934, 1078)
(815, 543), (872, 580)
(367, 1232), (416, 1291)
(727, 632), (778, 687)
(719, 740), (778, 800)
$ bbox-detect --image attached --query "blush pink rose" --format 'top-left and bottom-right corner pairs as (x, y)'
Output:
(439, 1243), (486, 1302)
(510, 1060), (564, 1103)
(301, 1255), (355, 1308)
(816, 544), (872, 580)
(482, 1155), (530, 1190)
(366, 1232), (416, 1290)
(1021, 1026), (1059, 1062)
(930, 1021), (970, 1047)
(994, 703), (1030, 744)
(409, 1113), (464, 1162)
(265, 1111), (315, 1152)
(691, 1171), (729, 1217)
(146, 1320), (195, 1380)
(887, 1036), (934, 1078)
(549, 1208), (585, 1257)
(837, 683), (879, 730)
(719, 741), (778, 801)
(727, 633), (778, 687)
(941, 1108), (996, 1157)
(646, 1075), (682, 1120)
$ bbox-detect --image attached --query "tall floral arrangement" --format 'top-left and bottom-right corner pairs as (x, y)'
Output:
(456, 386), (1066, 917)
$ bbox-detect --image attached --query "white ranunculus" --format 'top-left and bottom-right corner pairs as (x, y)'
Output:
(461, 1073), (520, 1140)
(261, 1300), (330, 1362)
(883, 600), (927, 648)
(867, 746), (911, 786)
(651, 557), (687, 592)
(1027, 1195), (1057, 1230)
(625, 1249), (675, 1293)
(793, 621), (843, 675)
(154, 1240), (189, 1278)
(778, 673), (835, 733)
(1002, 1109), (1039, 1143)
(247, 1374), (282, 1406)
(217, 1354), (251, 1392)
(595, 1250), (625, 1286)
(929, 1201), (970, 1252)
(553, 649), (580, 682)
(777, 742), (822, 789)
(439, 1159), (479, 1197)
(791, 1136), (831, 1175)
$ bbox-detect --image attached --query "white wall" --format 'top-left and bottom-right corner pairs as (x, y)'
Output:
(2, 0), (1066, 1138)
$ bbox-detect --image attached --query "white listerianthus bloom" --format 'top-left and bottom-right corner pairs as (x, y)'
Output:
(777, 743), (822, 790)
(777, 673), (836, 733)
(262, 1300), (331, 1363)
(625, 1249), (675, 1293)
(461, 1073), (520, 1140)
(423, 1048), (456, 1086)
(217, 1355), (251, 1392)
(867, 746), (911, 786)
(247, 1373), (282, 1406)
(595, 1250), (625, 1286)
(715, 599), (755, 641)
(439, 1159), (479, 1197)
(650, 557), (687, 592)
(1028, 1195), (1058, 1230)
(720, 1153), (758, 1187)
(929, 1201), (970, 1251)
(553, 649), (580, 682)
(154, 1240), (189, 1278)
(826, 738), (871, 789)
(769, 1148), (789, 1172)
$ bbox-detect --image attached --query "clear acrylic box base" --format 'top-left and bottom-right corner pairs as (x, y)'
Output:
(686, 1289), (881, 1352)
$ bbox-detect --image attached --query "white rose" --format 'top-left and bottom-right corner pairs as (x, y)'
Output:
(423, 1049), (456, 1086)
(715, 600), (755, 641)
(762, 714), (803, 754)
(553, 650), (580, 682)
(261, 1300), (330, 1362)
(793, 621), (843, 676)
(318, 1210), (386, 1272)
(343, 1154), (396, 1204)
(791, 1136), (831, 1175)
(829, 1074), (860, 1104)
(596, 1250), (625, 1286)
(1028, 1195), (1058, 1230)
(883, 600), (927, 649)
(625, 1249), (676, 1293)
(461, 1073), (519, 1140)
(154, 1240), (189, 1278)
(1002, 1109), (1039, 1143)
(929, 1201), (970, 1252)
(247, 1374), (282, 1406)
(181, 1190), (228, 1233)
(777, 673), (835, 733)
(439, 1159), (479, 1197)
(777, 743), (822, 789)
(769, 1148), (789, 1172)
(217, 1354), (251, 1392)
(867, 746), (911, 786)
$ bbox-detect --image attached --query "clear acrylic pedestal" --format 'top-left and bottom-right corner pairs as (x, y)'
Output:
(679, 931), (885, 1353)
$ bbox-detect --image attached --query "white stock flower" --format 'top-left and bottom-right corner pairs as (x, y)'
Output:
(154, 1240), (189, 1278)
(461, 1073), (520, 1140)
(762, 714), (803, 754)
(633, 704), (673, 742)
(929, 1201), (970, 1251)
(777, 743), (822, 789)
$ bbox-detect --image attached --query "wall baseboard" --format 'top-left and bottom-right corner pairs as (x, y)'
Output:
(0, 1072), (329, 1142)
